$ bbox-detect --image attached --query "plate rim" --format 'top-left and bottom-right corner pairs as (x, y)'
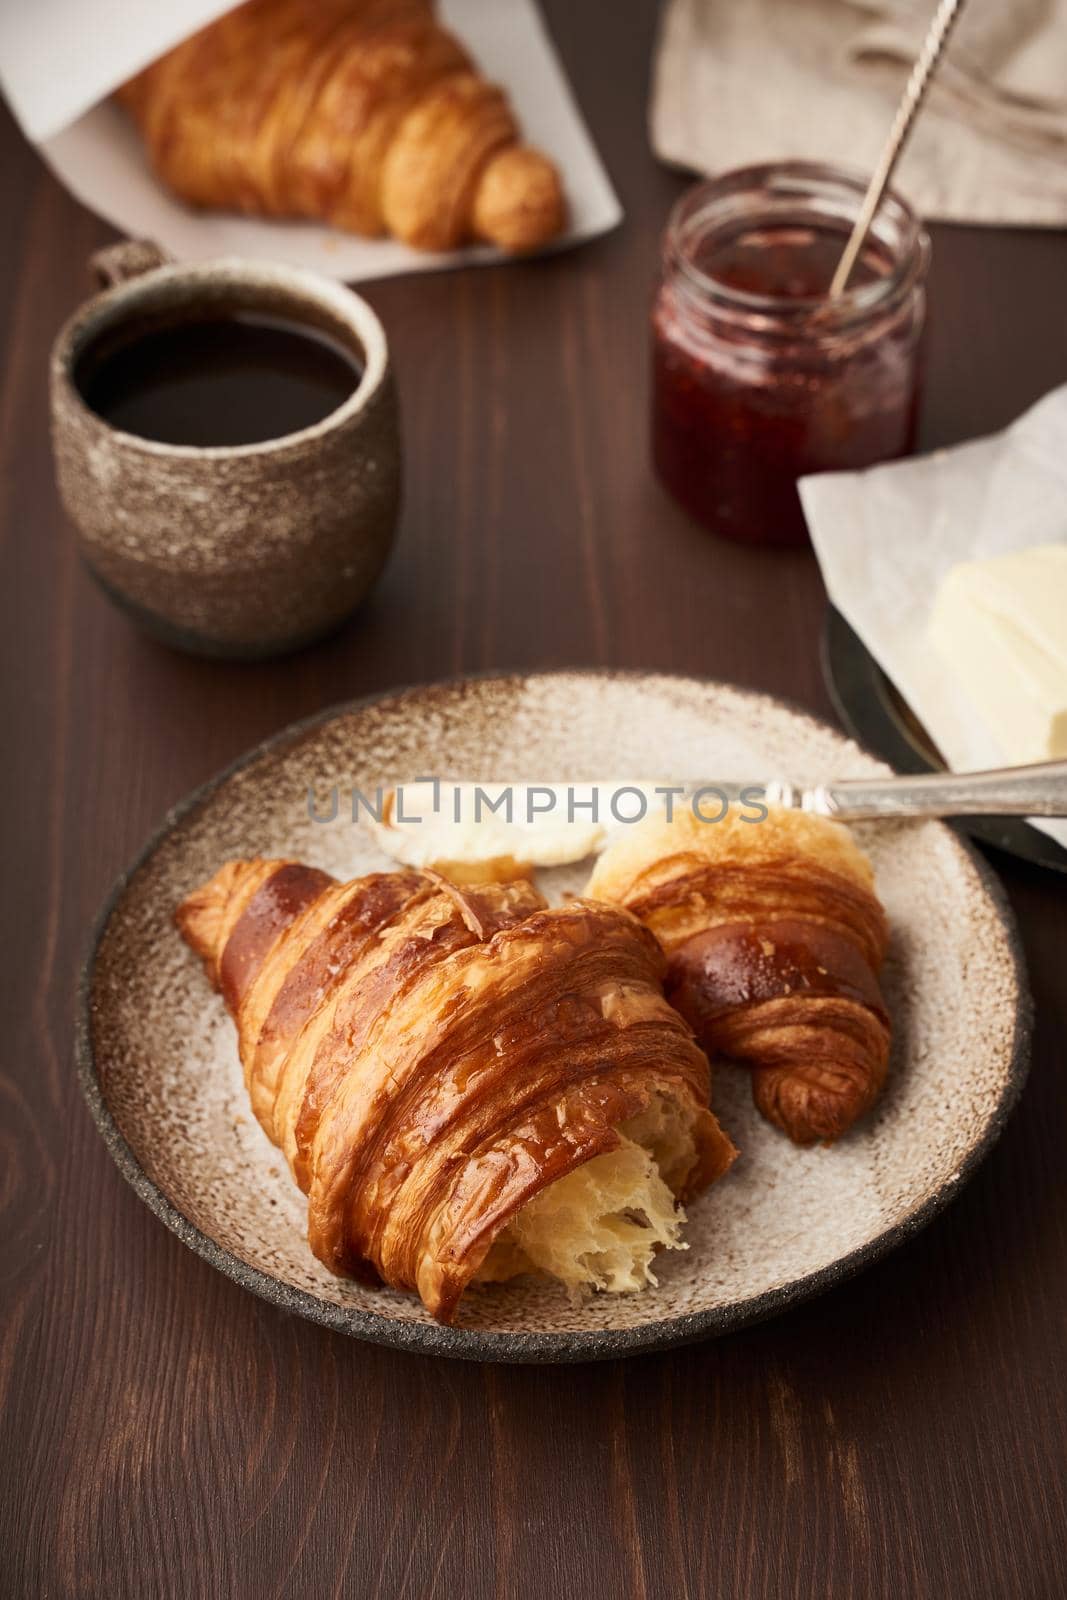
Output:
(76, 668), (1034, 1363)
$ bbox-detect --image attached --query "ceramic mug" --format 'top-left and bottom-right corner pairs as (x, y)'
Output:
(50, 242), (401, 658)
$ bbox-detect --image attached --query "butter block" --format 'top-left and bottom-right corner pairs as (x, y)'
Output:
(928, 545), (1067, 766)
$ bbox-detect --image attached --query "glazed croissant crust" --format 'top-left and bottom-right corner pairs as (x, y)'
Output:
(118, 0), (567, 253)
(587, 807), (892, 1146)
(176, 860), (735, 1322)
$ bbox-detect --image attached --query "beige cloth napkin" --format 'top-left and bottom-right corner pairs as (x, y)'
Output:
(652, 0), (1067, 226)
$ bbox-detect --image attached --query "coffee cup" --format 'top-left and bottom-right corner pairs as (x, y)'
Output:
(50, 242), (401, 658)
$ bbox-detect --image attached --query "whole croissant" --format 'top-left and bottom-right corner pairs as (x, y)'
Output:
(587, 807), (891, 1146)
(176, 859), (735, 1322)
(118, 0), (567, 253)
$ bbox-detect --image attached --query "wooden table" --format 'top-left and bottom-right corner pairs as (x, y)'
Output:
(4, 5), (1066, 1596)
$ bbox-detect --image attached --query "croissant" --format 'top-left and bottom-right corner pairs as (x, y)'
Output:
(587, 806), (891, 1146)
(176, 859), (736, 1322)
(117, 0), (567, 254)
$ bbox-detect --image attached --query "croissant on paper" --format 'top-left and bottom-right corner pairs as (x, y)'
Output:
(587, 806), (891, 1146)
(118, 0), (568, 254)
(176, 860), (736, 1322)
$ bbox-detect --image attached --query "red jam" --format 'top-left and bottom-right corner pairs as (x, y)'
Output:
(652, 166), (929, 547)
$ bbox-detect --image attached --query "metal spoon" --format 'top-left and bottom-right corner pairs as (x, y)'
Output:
(828, 0), (966, 299)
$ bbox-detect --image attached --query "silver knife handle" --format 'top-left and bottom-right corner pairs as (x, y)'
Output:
(793, 761), (1067, 821)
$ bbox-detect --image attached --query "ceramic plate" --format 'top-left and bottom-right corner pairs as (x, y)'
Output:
(78, 672), (1031, 1362)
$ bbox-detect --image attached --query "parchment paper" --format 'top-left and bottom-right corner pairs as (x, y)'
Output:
(800, 385), (1067, 847)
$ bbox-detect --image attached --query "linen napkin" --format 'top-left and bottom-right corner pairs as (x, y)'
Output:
(799, 385), (1067, 848)
(652, 0), (1067, 226)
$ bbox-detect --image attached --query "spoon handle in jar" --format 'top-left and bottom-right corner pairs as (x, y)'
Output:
(828, 0), (966, 299)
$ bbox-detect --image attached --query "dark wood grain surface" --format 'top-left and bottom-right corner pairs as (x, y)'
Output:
(3, 4), (1066, 1596)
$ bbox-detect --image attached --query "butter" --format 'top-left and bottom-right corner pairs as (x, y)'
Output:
(928, 545), (1067, 765)
(364, 782), (662, 877)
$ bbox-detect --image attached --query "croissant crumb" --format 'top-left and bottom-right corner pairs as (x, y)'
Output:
(476, 1092), (699, 1294)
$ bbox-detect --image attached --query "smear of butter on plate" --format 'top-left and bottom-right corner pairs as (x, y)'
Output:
(364, 782), (662, 880)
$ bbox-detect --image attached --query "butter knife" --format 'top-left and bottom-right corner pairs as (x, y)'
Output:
(695, 760), (1067, 822)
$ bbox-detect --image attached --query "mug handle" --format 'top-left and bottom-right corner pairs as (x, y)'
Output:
(90, 239), (173, 290)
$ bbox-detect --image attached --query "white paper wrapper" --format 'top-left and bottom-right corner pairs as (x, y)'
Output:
(0, 0), (234, 143)
(800, 385), (1067, 849)
(2, 0), (621, 282)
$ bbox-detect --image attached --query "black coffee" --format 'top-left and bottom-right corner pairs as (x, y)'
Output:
(75, 311), (363, 447)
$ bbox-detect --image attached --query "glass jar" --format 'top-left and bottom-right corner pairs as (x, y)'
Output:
(651, 162), (930, 547)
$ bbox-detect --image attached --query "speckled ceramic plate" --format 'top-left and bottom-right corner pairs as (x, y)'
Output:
(78, 671), (1031, 1363)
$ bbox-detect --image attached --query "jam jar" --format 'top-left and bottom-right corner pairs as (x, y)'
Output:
(652, 162), (930, 547)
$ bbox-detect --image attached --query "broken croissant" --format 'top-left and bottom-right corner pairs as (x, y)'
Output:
(587, 806), (892, 1146)
(176, 860), (736, 1322)
(118, 0), (567, 253)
